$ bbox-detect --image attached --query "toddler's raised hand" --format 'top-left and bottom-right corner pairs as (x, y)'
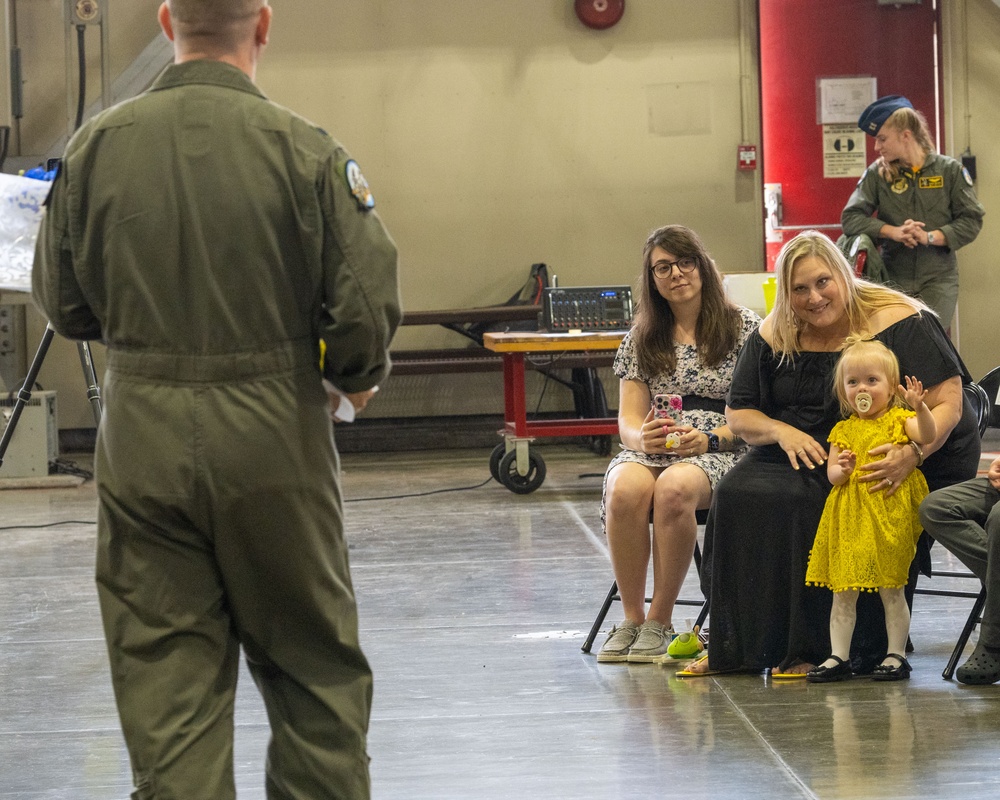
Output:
(900, 375), (927, 409)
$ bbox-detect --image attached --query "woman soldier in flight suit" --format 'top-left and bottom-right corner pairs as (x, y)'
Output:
(842, 95), (984, 329)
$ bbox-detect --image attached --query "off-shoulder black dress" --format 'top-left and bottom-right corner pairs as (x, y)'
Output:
(701, 313), (980, 673)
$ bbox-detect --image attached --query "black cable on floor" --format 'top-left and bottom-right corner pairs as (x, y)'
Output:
(51, 458), (94, 480)
(345, 476), (494, 503)
(0, 476), (497, 527)
(0, 520), (96, 531)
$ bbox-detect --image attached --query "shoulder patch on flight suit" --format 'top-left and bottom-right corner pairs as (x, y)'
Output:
(963, 167), (974, 186)
(918, 176), (944, 189)
(891, 178), (909, 195)
(345, 160), (375, 211)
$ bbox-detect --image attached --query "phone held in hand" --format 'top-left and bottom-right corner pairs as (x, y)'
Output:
(653, 394), (683, 450)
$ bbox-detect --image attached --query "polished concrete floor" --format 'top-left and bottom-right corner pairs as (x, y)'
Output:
(3, 443), (1000, 799)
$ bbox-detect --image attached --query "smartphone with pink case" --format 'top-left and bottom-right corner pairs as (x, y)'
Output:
(653, 394), (683, 450)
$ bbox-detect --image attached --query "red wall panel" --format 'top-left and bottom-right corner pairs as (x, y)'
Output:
(760, 0), (941, 267)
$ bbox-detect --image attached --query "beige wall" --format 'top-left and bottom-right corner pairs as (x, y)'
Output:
(262, 0), (764, 359)
(4, 1), (159, 430)
(4, 0), (160, 157)
(259, 0), (765, 418)
(10, 0), (997, 428)
(944, 0), (1000, 381)
(14, 0), (767, 425)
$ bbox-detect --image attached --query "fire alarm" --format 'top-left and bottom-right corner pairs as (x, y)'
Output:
(575, 0), (625, 31)
(737, 144), (757, 171)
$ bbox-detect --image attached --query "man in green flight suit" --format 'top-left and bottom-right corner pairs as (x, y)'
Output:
(842, 95), (984, 329)
(31, 1), (401, 797)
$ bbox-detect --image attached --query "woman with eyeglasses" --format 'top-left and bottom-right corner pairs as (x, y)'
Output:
(597, 225), (760, 663)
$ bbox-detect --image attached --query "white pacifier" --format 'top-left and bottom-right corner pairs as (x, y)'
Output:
(855, 392), (873, 413)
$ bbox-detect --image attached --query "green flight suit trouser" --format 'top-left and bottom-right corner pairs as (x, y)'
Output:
(94, 344), (372, 799)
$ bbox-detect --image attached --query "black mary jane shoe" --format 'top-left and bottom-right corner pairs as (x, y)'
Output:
(807, 655), (852, 683)
(872, 653), (911, 682)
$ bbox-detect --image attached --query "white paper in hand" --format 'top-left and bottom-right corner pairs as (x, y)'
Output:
(322, 381), (378, 423)
(333, 392), (356, 423)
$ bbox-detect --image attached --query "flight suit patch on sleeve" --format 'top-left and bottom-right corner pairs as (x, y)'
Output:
(345, 160), (375, 211)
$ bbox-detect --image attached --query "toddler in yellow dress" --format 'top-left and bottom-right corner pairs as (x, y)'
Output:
(805, 336), (936, 682)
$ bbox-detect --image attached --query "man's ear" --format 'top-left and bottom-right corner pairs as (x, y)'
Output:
(256, 4), (273, 47)
(158, 2), (175, 42)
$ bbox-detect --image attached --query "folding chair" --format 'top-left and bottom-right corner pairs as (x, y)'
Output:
(581, 510), (710, 654)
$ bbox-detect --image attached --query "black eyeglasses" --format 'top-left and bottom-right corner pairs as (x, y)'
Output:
(651, 257), (698, 278)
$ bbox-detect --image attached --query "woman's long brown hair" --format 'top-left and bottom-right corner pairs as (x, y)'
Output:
(631, 225), (743, 378)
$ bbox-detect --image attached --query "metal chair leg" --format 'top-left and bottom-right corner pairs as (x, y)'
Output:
(942, 588), (987, 680)
(582, 581), (619, 653)
(583, 541), (709, 654)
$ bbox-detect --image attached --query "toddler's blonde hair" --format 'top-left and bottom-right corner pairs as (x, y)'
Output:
(833, 336), (902, 418)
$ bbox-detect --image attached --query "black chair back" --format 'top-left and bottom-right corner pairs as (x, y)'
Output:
(963, 381), (991, 439)
(978, 366), (1000, 430)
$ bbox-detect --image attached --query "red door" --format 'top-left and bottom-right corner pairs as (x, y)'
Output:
(760, 0), (942, 269)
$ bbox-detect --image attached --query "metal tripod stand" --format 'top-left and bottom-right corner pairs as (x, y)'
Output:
(0, 323), (102, 472)
(1, 9), (109, 472)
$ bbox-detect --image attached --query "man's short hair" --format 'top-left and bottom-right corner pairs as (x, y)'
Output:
(167, 0), (266, 50)
(168, 0), (265, 25)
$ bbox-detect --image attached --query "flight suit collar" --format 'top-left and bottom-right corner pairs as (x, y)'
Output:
(899, 152), (942, 179)
(150, 60), (266, 100)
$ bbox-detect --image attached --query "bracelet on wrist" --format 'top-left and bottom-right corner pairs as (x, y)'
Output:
(908, 440), (924, 466)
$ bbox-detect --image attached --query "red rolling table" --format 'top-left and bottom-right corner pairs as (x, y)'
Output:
(482, 330), (625, 493)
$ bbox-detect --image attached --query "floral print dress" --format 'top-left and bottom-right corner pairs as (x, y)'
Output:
(601, 305), (760, 532)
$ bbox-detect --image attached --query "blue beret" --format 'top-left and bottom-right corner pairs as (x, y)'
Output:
(858, 95), (913, 136)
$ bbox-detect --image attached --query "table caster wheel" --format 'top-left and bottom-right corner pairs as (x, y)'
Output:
(489, 443), (507, 482)
(498, 449), (546, 494)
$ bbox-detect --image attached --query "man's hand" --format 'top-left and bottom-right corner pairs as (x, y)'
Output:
(988, 456), (1000, 491)
(327, 387), (377, 422)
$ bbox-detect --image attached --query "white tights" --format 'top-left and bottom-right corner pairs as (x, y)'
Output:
(824, 587), (909, 668)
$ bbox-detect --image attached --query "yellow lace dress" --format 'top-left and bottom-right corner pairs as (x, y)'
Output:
(805, 407), (928, 593)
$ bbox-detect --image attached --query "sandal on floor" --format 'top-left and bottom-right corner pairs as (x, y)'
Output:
(872, 653), (912, 682)
(807, 655), (852, 683)
(676, 655), (721, 677)
(956, 642), (1000, 686)
(771, 658), (812, 679)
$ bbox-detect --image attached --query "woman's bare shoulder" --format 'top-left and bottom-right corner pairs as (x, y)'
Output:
(868, 302), (919, 333)
(759, 313), (777, 346)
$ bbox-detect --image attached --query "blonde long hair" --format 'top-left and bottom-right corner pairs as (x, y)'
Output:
(769, 231), (930, 360)
(877, 106), (935, 182)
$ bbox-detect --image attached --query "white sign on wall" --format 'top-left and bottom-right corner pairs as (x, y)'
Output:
(822, 124), (867, 179)
(817, 76), (877, 125)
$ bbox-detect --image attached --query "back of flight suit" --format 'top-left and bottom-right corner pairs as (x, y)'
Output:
(33, 60), (401, 799)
